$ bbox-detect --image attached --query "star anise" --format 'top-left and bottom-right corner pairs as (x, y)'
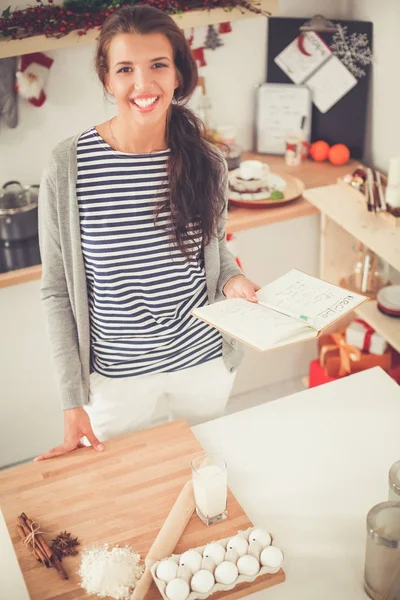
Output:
(51, 531), (80, 561)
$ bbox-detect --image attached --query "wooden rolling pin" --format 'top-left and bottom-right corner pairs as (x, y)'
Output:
(131, 479), (195, 600)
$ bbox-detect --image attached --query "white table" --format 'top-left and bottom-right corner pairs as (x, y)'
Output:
(2, 367), (400, 599)
(193, 367), (400, 600)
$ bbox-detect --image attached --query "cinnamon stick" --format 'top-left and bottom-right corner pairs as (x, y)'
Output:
(50, 554), (69, 580)
(16, 522), (51, 567)
(18, 513), (68, 580)
(16, 524), (42, 563)
(21, 513), (52, 561)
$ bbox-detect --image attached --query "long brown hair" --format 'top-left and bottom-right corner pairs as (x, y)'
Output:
(95, 5), (226, 256)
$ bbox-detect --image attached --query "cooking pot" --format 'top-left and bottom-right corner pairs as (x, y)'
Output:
(0, 181), (39, 241)
(0, 236), (41, 273)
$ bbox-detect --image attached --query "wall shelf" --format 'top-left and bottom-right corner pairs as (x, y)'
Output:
(0, 0), (277, 59)
(304, 183), (400, 273)
(305, 178), (400, 354)
(355, 301), (400, 354)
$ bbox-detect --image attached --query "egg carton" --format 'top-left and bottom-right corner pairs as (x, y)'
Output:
(150, 527), (284, 600)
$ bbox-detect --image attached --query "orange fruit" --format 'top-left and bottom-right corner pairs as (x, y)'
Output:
(310, 140), (330, 162)
(329, 144), (350, 165)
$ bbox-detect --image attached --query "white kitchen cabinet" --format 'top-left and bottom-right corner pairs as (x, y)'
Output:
(0, 280), (62, 467)
(230, 214), (320, 396)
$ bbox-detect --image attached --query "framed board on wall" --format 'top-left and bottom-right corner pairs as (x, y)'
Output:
(255, 83), (312, 155)
(266, 17), (373, 159)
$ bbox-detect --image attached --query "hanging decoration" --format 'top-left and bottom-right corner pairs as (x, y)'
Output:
(0, 1), (268, 41)
(219, 21), (231, 34)
(192, 47), (206, 67)
(15, 52), (54, 107)
(330, 24), (372, 79)
(204, 24), (223, 50)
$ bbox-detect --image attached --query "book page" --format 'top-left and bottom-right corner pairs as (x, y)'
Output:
(257, 269), (366, 332)
(192, 299), (317, 352)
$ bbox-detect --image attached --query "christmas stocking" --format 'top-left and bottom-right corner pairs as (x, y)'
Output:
(192, 47), (206, 67)
(16, 52), (54, 107)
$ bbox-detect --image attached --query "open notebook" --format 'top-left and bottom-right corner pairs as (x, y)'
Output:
(192, 269), (368, 352)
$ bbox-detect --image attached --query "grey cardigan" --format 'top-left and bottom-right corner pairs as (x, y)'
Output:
(38, 134), (244, 410)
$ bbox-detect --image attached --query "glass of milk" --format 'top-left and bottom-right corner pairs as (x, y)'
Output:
(191, 454), (227, 526)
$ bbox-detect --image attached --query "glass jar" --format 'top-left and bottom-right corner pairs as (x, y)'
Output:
(215, 125), (242, 171)
(341, 243), (390, 299)
(195, 93), (213, 131)
(389, 460), (400, 501)
(364, 501), (400, 600)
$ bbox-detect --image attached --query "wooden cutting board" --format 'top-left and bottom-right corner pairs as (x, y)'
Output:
(0, 420), (284, 600)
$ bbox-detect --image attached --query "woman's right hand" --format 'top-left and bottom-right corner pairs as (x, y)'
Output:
(34, 407), (104, 461)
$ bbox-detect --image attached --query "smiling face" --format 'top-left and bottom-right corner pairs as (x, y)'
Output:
(105, 32), (179, 126)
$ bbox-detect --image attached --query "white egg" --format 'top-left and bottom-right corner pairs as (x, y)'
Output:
(179, 550), (202, 574)
(260, 546), (284, 569)
(156, 559), (179, 583)
(248, 528), (272, 549)
(214, 561), (239, 585)
(203, 542), (225, 565)
(226, 536), (248, 557)
(237, 554), (260, 577)
(201, 556), (216, 572)
(165, 578), (190, 600)
(248, 540), (262, 560)
(225, 548), (239, 564)
(176, 565), (192, 584)
(191, 569), (215, 594)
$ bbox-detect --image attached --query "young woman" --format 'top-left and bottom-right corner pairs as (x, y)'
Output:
(36, 5), (259, 461)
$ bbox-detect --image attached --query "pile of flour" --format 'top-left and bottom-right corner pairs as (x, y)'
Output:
(79, 544), (144, 600)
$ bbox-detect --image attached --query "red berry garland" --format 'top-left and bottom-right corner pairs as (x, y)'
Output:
(0, 0), (268, 40)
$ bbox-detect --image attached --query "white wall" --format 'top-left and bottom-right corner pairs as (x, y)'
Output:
(0, 17), (268, 184)
(345, 0), (400, 172)
(0, 0), (351, 184)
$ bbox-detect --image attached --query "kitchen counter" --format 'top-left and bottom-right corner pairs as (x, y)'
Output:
(1, 367), (400, 599)
(0, 156), (356, 289)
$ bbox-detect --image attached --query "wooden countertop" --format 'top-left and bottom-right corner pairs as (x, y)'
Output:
(0, 420), (257, 600)
(0, 155), (357, 289)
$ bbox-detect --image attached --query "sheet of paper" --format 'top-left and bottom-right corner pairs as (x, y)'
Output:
(257, 270), (366, 332)
(306, 55), (357, 113)
(274, 32), (332, 85)
(192, 299), (316, 352)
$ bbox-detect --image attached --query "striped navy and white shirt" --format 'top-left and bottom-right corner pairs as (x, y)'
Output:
(76, 127), (222, 378)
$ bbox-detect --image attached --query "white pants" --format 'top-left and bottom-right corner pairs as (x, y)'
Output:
(85, 357), (236, 442)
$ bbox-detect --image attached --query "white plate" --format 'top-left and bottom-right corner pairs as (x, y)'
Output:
(377, 285), (400, 310)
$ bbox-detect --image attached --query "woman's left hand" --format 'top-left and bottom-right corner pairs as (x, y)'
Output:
(223, 274), (260, 303)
